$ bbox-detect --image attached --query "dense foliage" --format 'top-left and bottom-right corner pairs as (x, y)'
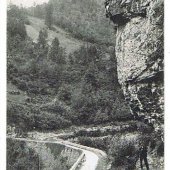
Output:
(108, 135), (138, 169)
(45, 3), (54, 29)
(7, 139), (78, 170)
(27, 0), (115, 45)
(7, 139), (39, 170)
(7, 4), (131, 132)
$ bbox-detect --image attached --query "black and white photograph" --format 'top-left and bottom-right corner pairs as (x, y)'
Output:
(5, 0), (165, 169)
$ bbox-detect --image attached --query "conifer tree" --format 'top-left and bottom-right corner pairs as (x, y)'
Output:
(48, 37), (65, 65)
(37, 28), (48, 49)
(45, 3), (53, 29)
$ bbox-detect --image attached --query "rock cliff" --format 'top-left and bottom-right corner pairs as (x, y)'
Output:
(105, 0), (164, 135)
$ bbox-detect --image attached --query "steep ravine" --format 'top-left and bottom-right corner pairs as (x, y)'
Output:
(106, 0), (164, 137)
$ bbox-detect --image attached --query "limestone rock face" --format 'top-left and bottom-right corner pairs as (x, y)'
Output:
(106, 0), (164, 132)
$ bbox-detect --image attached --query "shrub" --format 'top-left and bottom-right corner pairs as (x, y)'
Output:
(108, 135), (138, 169)
(75, 129), (102, 137)
(77, 136), (111, 151)
(17, 80), (28, 91)
(7, 139), (39, 170)
(33, 111), (72, 130)
(93, 111), (109, 125)
(137, 122), (154, 134)
(7, 103), (35, 131)
(57, 84), (72, 105)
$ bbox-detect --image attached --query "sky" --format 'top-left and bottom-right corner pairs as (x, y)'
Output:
(8, 0), (49, 7)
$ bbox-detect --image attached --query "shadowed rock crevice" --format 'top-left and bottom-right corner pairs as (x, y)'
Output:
(105, 0), (149, 26)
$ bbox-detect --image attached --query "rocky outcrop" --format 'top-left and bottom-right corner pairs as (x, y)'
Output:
(105, 0), (164, 134)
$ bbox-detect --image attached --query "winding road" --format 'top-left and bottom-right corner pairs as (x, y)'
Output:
(7, 135), (107, 170)
(80, 150), (99, 170)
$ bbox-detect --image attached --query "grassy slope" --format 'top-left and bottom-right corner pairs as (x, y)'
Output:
(26, 16), (85, 54)
(49, 0), (115, 45)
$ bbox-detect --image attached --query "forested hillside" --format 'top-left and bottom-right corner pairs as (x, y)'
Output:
(7, 4), (131, 132)
(27, 0), (115, 45)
